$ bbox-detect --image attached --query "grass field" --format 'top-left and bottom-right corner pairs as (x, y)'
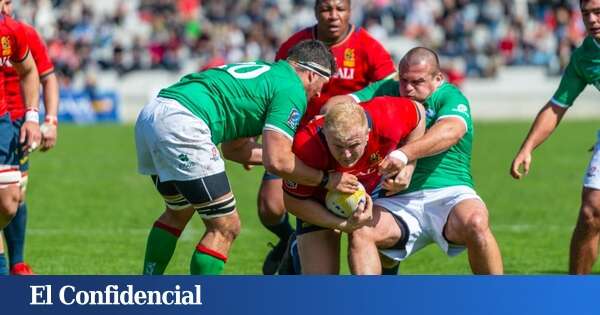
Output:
(19, 120), (600, 274)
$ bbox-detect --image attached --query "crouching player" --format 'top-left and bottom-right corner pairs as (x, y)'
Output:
(282, 98), (424, 274)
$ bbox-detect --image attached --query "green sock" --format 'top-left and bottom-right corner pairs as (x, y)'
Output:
(143, 221), (182, 275)
(190, 245), (227, 275)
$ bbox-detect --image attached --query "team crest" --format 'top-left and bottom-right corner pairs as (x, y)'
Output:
(1, 36), (11, 65)
(369, 152), (381, 164)
(343, 48), (355, 67)
(286, 108), (301, 130)
(284, 180), (298, 190)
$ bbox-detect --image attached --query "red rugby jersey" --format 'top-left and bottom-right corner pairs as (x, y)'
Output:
(276, 25), (395, 126)
(0, 15), (29, 116)
(283, 96), (419, 201)
(5, 22), (54, 121)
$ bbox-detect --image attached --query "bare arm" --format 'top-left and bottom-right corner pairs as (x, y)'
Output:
(262, 130), (359, 192)
(283, 192), (373, 233)
(221, 137), (263, 165)
(40, 73), (59, 151)
(14, 54), (41, 152)
(510, 102), (567, 179)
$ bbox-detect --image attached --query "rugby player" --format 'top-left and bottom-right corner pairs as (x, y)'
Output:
(511, 0), (600, 274)
(283, 98), (424, 274)
(259, 0), (396, 274)
(136, 40), (359, 275)
(0, 0), (40, 233)
(344, 47), (503, 274)
(0, 0), (58, 275)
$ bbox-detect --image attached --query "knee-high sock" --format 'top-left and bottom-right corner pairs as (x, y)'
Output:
(263, 212), (293, 242)
(4, 202), (27, 266)
(190, 244), (227, 275)
(0, 252), (7, 275)
(143, 221), (182, 275)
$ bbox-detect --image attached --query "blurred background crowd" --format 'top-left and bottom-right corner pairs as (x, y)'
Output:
(12, 0), (587, 88)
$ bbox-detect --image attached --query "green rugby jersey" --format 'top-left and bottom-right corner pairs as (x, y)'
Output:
(552, 36), (600, 107)
(158, 60), (307, 144)
(352, 80), (474, 193)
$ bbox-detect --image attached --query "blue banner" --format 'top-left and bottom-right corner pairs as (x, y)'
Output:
(45, 88), (120, 123)
(0, 276), (597, 315)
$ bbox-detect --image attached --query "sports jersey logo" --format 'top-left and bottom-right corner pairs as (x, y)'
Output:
(286, 108), (301, 130)
(284, 180), (298, 190)
(343, 48), (355, 67)
(0, 36), (11, 65)
(369, 152), (381, 165)
(426, 108), (436, 119)
(453, 104), (469, 113)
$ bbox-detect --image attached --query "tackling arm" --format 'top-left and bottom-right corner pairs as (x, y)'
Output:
(510, 102), (568, 179)
(221, 137), (263, 165)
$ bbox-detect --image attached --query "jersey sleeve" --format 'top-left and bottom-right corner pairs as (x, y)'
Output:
(350, 78), (400, 102)
(550, 59), (587, 108)
(435, 89), (471, 131)
(9, 22), (29, 63)
(26, 25), (54, 77)
(263, 88), (307, 140)
(363, 34), (396, 81)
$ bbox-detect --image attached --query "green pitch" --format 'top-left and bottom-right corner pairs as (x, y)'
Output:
(21, 121), (599, 274)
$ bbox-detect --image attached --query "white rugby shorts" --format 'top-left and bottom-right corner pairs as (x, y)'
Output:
(375, 185), (481, 261)
(583, 130), (600, 190)
(135, 97), (225, 182)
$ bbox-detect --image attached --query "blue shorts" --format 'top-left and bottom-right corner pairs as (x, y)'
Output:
(0, 113), (20, 185)
(12, 118), (29, 173)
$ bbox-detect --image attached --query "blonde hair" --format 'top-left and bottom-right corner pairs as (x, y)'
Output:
(324, 100), (368, 139)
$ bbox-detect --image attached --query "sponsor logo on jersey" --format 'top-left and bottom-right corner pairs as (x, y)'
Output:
(454, 104), (468, 113)
(426, 108), (436, 119)
(343, 48), (355, 67)
(284, 180), (298, 190)
(286, 108), (301, 130)
(333, 67), (355, 80)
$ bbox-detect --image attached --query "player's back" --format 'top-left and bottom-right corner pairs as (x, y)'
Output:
(158, 60), (307, 144)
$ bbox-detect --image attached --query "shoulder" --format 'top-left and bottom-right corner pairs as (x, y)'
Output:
(293, 119), (328, 167)
(433, 83), (469, 106)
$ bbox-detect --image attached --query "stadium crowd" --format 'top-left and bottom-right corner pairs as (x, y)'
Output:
(12, 0), (587, 86)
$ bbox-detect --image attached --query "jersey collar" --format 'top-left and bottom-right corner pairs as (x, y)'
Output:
(593, 37), (600, 50)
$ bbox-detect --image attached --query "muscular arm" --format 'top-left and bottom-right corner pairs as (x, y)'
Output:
(262, 130), (324, 186)
(401, 117), (466, 161)
(283, 192), (346, 230)
(14, 54), (40, 111)
(221, 137), (263, 165)
(41, 73), (59, 117)
(510, 102), (568, 179)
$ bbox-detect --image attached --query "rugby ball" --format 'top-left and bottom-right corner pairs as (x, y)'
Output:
(325, 182), (367, 218)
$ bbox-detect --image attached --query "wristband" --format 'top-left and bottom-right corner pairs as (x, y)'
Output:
(389, 149), (408, 164)
(318, 171), (329, 188)
(25, 109), (39, 124)
(44, 115), (58, 126)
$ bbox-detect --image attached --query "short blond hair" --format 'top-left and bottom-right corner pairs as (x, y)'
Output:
(324, 100), (368, 139)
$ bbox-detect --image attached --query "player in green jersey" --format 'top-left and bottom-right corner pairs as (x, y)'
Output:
(332, 47), (503, 274)
(135, 40), (357, 275)
(511, 0), (600, 274)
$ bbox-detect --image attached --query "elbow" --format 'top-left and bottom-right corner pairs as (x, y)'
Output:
(264, 155), (293, 176)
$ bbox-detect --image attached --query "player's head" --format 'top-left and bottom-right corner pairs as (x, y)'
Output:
(581, 0), (600, 40)
(398, 47), (444, 102)
(288, 40), (336, 100)
(323, 100), (369, 168)
(314, 0), (351, 44)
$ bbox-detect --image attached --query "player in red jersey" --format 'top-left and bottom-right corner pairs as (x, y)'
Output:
(0, 0), (59, 275)
(282, 97), (425, 274)
(0, 0), (40, 234)
(260, 0), (396, 274)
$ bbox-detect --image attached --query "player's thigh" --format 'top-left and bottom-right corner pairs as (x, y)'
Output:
(351, 205), (404, 248)
(444, 198), (489, 245)
(297, 229), (341, 274)
(0, 113), (20, 209)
